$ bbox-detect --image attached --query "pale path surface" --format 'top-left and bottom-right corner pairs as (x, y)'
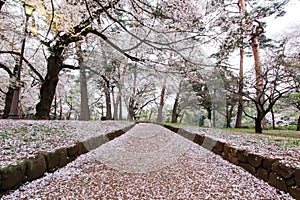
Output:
(1, 124), (294, 199)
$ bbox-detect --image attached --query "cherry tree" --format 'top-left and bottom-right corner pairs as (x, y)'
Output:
(240, 51), (297, 133)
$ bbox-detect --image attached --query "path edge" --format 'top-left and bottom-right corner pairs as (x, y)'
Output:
(0, 123), (135, 196)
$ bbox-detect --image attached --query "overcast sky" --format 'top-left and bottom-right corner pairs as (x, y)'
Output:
(265, 0), (300, 38)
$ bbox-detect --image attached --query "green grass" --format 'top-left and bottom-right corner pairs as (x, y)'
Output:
(0, 130), (9, 140)
(224, 128), (300, 139)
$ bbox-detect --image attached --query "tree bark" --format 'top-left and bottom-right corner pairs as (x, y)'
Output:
(235, 0), (246, 128)
(235, 47), (244, 128)
(157, 76), (166, 123)
(297, 115), (300, 131)
(252, 36), (267, 130)
(35, 53), (63, 119)
(3, 88), (14, 119)
(104, 84), (112, 120)
(171, 91), (180, 123)
(271, 107), (276, 129)
(171, 81), (182, 123)
(59, 96), (62, 120)
(255, 118), (263, 133)
(77, 43), (90, 121)
(119, 94), (122, 120)
(207, 107), (212, 120)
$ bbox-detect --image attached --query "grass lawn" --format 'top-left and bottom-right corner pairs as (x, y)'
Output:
(224, 128), (300, 139)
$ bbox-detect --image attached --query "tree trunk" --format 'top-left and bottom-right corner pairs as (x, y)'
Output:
(226, 102), (234, 128)
(53, 94), (57, 118)
(119, 95), (122, 120)
(59, 97), (62, 120)
(104, 86), (112, 120)
(148, 109), (153, 121)
(297, 115), (300, 131)
(113, 93), (119, 120)
(252, 34), (267, 130)
(78, 43), (90, 121)
(2, 87), (14, 119)
(128, 97), (135, 121)
(171, 92), (180, 123)
(235, 0), (246, 128)
(113, 82), (123, 120)
(157, 76), (166, 123)
(179, 111), (185, 124)
(207, 107), (212, 120)
(255, 118), (263, 133)
(235, 48), (244, 128)
(271, 107), (276, 129)
(127, 64), (137, 121)
(35, 54), (62, 119)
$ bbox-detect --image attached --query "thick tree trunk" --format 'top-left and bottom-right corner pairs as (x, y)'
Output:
(76, 43), (90, 121)
(297, 115), (300, 131)
(79, 64), (90, 121)
(255, 110), (265, 133)
(2, 87), (14, 119)
(255, 118), (263, 133)
(35, 54), (62, 119)
(226, 103), (235, 128)
(128, 97), (135, 121)
(207, 107), (212, 120)
(235, 103), (243, 128)
(104, 87), (112, 120)
(113, 95), (119, 120)
(113, 82), (123, 120)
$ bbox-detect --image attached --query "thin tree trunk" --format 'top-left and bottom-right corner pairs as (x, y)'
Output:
(148, 109), (153, 121)
(235, 46), (244, 128)
(252, 36), (267, 130)
(297, 115), (300, 131)
(179, 111), (185, 124)
(157, 76), (166, 123)
(53, 94), (57, 118)
(171, 81), (182, 123)
(235, 0), (246, 128)
(59, 97), (62, 120)
(171, 92), (180, 123)
(271, 107), (276, 129)
(119, 95), (122, 120)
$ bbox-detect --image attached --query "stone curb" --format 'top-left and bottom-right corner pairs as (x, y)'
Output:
(0, 124), (135, 196)
(162, 124), (300, 200)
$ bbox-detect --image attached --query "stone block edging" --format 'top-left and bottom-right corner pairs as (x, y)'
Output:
(0, 124), (135, 196)
(162, 124), (300, 200)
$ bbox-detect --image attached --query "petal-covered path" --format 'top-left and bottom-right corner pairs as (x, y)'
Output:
(1, 123), (294, 199)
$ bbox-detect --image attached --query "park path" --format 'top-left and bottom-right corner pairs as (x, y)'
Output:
(1, 123), (294, 199)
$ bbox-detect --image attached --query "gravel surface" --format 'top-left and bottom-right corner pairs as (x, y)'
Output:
(181, 127), (300, 167)
(1, 123), (294, 199)
(0, 120), (133, 168)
